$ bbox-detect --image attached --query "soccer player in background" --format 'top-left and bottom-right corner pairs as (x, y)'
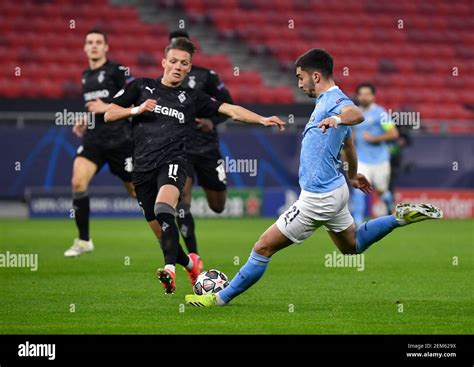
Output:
(104, 38), (285, 294)
(351, 83), (399, 226)
(185, 49), (443, 307)
(64, 30), (139, 257)
(168, 30), (233, 266)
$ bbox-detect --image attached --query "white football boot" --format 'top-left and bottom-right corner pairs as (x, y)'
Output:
(64, 238), (94, 257)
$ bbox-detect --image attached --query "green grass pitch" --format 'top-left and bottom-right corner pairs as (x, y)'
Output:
(0, 218), (472, 334)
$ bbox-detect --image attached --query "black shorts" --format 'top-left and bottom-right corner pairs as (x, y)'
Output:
(76, 141), (133, 182)
(184, 149), (227, 192)
(134, 159), (187, 221)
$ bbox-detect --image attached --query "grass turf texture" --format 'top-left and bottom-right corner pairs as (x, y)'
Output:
(0, 218), (472, 334)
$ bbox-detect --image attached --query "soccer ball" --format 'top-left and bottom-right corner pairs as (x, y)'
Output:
(193, 269), (229, 295)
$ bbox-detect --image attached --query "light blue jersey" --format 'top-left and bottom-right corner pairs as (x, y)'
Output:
(299, 86), (355, 193)
(354, 104), (393, 164)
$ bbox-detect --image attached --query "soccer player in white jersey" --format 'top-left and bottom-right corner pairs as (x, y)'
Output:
(185, 49), (443, 307)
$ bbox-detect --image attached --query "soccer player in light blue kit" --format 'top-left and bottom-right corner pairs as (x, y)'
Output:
(351, 83), (399, 226)
(185, 49), (442, 307)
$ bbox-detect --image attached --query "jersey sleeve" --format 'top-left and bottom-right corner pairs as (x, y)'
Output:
(194, 89), (224, 118)
(112, 64), (135, 89)
(205, 70), (233, 125)
(327, 95), (354, 116)
(205, 70), (233, 103)
(112, 78), (141, 107)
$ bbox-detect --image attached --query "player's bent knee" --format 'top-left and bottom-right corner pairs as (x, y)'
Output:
(253, 234), (274, 257)
(341, 247), (357, 255)
(71, 176), (89, 193)
(124, 183), (136, 198)
(208, 194), (226, 213)
(209, 202), (225, 214)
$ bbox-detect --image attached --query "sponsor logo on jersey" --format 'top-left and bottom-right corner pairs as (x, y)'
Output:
(335, 97), (349, 104)
(124, 157), (133, 173)
(84, 89), (110, 101)
(113, 89), (124, 98)
(153, 105), (185, 124)
(187, 76), (196, 89)
(145, 86), (155, 94)
(178, 91), (187, 103)
(97, 70), (105, 83)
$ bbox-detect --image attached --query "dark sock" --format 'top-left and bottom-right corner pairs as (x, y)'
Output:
(176, 204), (198, 254)
(156, 212), (180, 265)
(176, 245), (190, 268)
(73, 192), (90, 241)
(157, 237), (189, 268)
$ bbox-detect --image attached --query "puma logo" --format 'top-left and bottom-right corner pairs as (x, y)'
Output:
(145, 87), (155, 94)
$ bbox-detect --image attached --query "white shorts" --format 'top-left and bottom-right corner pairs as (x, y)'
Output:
(358, 161), (391, 192)
(276, 184), (354, 244)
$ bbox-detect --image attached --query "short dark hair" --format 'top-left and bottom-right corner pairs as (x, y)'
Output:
(164, 37), (196, 57)
(85, 29), (108, 44)
(356, 83), (376, 95)
(169, 30), (190, 41)
(295, 48), (333, 78)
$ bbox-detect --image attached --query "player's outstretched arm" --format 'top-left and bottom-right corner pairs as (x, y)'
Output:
(104, 99), (157, 122)
(363, 124), (399, 143)
(217, 103), (285, 131)
(343, 135), (373, 194)
(318, 105), (364, 133)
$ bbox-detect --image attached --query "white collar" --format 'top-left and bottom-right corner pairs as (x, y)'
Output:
(316, 85), (339, 101)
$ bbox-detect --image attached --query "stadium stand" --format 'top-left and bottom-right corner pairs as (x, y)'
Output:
(0, 0), (294, 103)
(0, 0), (473, 127)
(181, 0), (474, 121)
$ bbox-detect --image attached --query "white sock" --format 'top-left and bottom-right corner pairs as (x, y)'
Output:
(164, 264), (175, 273)
(185, 257), (194, 271)
(396, 217), (408, 226)
(216, 293), (226, 306)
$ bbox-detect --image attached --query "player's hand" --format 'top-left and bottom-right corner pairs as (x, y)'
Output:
(349, 173), (373, 194)
(318, 116), (339, 133)
(195, 118), (214, 132)
(260, 116), (285, 131)
(85, 99), (108, 113)
(72, 122), (87, 138)
(138, 99), (157, 114)
(363, 132), (378, 143)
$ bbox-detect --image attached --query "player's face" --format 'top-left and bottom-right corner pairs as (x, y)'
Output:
(84, 33), (108, 61)
(296, 67), (316, 98)
(162, 49), (192, 86)
(357, 87), (375, 107)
